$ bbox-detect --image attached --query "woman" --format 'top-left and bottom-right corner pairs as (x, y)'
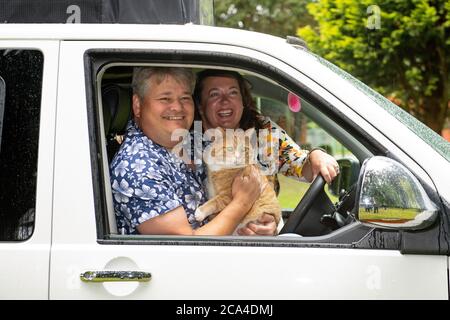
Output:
(193, 69), (340, 235)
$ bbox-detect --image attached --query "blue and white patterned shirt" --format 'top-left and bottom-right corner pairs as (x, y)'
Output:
(110, 120), (207, 234)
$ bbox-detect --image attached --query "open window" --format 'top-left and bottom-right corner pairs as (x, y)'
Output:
(86, 50), (390, 248)
(246, 74), (364, 235)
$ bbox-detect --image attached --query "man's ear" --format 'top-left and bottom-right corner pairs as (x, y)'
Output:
(132, 94), (141, 119)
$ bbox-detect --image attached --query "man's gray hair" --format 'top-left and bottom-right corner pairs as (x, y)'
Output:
(132, 67), (195, 100)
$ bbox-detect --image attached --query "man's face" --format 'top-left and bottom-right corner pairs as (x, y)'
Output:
(199, 76), (244, 130)
(133, 74), (194, 148)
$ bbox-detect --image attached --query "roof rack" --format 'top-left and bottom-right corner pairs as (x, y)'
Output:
(0, 0), (214, 25)
(286, 35), (309, 50)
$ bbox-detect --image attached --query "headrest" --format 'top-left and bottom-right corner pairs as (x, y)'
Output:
(101, 84), (132, 137)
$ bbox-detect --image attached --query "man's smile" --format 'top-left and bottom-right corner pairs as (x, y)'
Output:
(162, 115), (185, 120)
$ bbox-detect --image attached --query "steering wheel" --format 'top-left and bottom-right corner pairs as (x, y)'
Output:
(280, 174), (326, 234)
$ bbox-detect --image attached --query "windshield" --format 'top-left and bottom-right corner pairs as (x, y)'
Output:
(311, 52), (450, 163)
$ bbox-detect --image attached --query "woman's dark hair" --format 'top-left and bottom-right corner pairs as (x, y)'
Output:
(193, 69), (263, 130)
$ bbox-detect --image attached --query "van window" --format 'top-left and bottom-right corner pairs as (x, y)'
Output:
(94, 62), (362, 240)
(0, 49), (43, 241)
(255, 92), (356, 210)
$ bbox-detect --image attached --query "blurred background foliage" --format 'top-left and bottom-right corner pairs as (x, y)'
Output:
(214, 0), (450, 136)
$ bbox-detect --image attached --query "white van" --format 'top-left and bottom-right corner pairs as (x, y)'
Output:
(0, 20), (449, 299)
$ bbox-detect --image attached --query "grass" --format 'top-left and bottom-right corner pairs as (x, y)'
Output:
(359, 208), (418, 221)
(277, 175), (339, 209)
(277, 175), (308, 209)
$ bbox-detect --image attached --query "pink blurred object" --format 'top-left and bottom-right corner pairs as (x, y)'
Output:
(288, 92), (301, 112)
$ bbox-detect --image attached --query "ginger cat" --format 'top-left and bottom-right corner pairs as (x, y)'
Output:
(194, 128), (281, 234)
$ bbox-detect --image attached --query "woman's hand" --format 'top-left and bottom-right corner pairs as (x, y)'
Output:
(302, 150), (339, 184)
(231, 165), (261, 210)
(237, 213), (277, 236)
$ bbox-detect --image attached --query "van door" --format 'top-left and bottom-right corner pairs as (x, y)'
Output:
(48, 39), (448, 299)
(0, 41), (58, 299)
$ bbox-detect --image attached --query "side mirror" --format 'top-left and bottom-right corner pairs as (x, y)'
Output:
(329, 157), (360, 197)
(354, 156), (438, 230)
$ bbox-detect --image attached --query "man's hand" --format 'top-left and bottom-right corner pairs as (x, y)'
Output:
(237, 213), (277, 236)
(231, 165), (262, 210)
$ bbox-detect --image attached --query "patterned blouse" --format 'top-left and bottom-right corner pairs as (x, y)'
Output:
(257, 116), (309, 183)
(110, 120), (206, 235)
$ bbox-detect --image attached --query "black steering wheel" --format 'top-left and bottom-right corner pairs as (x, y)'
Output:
(280, 174), (326, 234)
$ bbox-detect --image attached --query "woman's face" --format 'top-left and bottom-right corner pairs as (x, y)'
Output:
(199, 76), (244, 130)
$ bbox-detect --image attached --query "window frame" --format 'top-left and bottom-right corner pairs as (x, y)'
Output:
(85, 48), (401, 250)
(0, 75), (4, 153)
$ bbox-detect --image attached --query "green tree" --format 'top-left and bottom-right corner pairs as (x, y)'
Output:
(298, 0), (450, 133)
(214, 0), (315, 38)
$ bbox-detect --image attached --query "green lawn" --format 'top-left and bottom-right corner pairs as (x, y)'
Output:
(359, 208), (418, 221)
(277, 175), (307, 209)
(277, 175), (339, 209)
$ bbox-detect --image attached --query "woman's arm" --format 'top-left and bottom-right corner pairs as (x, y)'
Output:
(265, 118), (339, 183)
(301, 149), (339, 184)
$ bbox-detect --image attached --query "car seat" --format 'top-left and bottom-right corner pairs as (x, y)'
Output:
(101, 83), (132, 162)
(101, 84), (132, 235)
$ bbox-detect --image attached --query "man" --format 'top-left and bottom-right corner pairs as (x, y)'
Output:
(110, 67), (262, 235)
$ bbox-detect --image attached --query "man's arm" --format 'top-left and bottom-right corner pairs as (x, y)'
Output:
(137, 167), (261, 236)
(137, 198), (253, 235)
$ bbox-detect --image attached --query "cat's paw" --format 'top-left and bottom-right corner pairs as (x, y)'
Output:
(194, 207), (207, 222)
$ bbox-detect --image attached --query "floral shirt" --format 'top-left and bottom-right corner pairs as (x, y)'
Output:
(258, 116), (309, 181)
(110, 120), (206, 235)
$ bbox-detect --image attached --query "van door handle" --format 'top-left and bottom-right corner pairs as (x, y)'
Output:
(80, 271), (151, 282)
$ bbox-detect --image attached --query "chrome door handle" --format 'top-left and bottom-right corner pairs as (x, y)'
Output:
(80, 271), (151, 282)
